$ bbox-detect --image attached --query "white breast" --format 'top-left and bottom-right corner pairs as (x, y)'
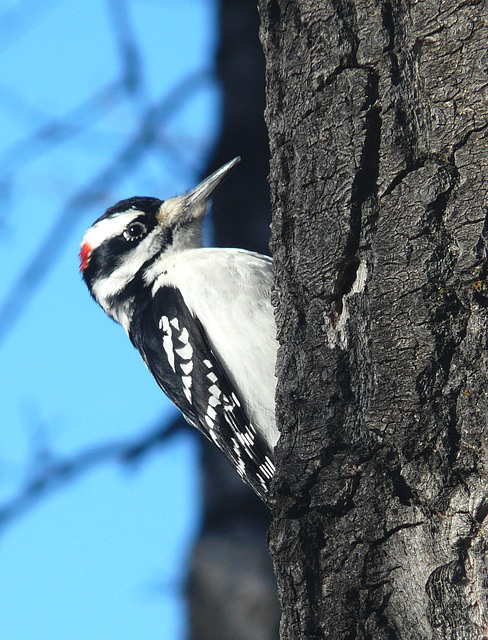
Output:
(150, 248), (279, 449)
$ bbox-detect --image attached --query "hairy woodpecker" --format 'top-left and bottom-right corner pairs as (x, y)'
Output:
(80, 158), (278, 500)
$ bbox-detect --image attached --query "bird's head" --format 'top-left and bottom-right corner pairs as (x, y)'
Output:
(79, 157), (240, 325)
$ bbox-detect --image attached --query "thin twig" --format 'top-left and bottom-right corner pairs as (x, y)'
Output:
(0, 416), (185, 532)
(0, 0), (59, 53)
(0, 70), (210, 346)
(106, 0), (146, 98)
(0, 81), (124, 176)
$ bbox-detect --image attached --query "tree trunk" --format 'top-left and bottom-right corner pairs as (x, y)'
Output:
(259, 0), (488, 638)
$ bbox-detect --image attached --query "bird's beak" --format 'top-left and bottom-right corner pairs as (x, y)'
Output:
(157, 157), (241, 227)
(187, 157), (241, 207)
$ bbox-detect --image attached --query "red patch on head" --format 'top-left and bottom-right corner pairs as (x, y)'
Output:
(79, 242), (92, 272)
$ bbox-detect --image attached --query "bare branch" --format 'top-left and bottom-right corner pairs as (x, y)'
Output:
(0, 70), (211, 346)
(0, 81), (124, 178)
(106, 0), (145, 98)
(0, 416), (185, 532)
(0, 0), (59, 53)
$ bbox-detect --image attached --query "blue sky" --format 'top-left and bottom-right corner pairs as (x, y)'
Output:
(0, 1), (219, 637)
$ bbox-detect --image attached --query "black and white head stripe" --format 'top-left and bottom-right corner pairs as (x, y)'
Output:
(128, 285), (275, 500)
(80, 198), (172, 322)
(82, 198), (162, 253)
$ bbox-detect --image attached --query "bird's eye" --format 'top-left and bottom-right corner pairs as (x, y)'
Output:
(124, 221), (147, 241)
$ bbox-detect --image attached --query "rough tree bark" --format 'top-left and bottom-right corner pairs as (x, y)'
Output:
(259, 0), (488, 638)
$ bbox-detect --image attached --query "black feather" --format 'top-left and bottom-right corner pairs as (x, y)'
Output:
(128, 285), (274, 500)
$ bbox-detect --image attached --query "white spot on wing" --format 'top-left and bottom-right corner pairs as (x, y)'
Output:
(237, 431), (255, 448)
(159, 315), (175, 372)
(208, 384), (221, 398)
(182, 375), (192, 403)
(260, 456), (275, 478)
(180, 361), (193, 375)
(179, 327), (189, 344)
(208, 395), (221, 407)
(175, 343), (193, 360)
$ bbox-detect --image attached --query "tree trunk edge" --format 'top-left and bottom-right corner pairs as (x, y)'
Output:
(259, 0), (488, 638)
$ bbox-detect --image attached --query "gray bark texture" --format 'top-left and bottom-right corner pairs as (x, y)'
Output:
(259, 0), (488, 638)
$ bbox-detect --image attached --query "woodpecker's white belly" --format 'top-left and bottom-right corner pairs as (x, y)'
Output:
(149, 248), (279, 448)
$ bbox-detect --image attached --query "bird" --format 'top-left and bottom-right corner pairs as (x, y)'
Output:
(79, 158), (278, 501)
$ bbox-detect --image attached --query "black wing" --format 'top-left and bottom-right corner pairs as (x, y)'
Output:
(129, 285), (275, 500)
